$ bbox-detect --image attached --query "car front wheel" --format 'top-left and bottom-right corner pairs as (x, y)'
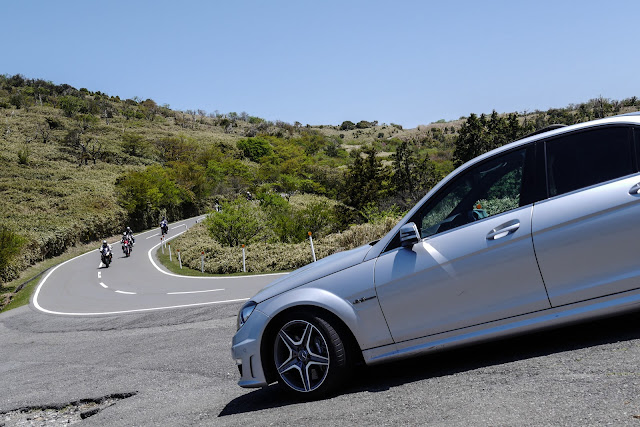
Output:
(273, 312), (349, 397)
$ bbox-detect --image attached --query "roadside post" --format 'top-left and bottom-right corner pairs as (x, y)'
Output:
(161, 237), (164, 254)
(201, 251), (204, 273)
(242, 244), (246, 273)
(178, 249), (182, 269)
(308, 232), (316, 262)
(168, 242), (172, 262)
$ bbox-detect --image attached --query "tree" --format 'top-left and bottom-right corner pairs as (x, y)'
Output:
(343, 145), (388, 212)
(58, 96), (83, 117)
(237, 137), (273, 162)
(155, 135), (197, 163)
(391, 140), (439, 205)
(453, 111), (536, 167)
(340, 121), (356, 131)
(205, 198), (265, 246)
(115, 165), (190, 228)
(453, 113), (489, 167)
(121, 132), (150, 157)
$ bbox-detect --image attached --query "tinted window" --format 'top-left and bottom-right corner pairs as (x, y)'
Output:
(635, 127), (640, 169)
(545, 127), (632, 197)
(414, 148), (528, 238)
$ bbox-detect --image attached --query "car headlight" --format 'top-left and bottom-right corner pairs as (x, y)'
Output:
(237, 300), (257, 330)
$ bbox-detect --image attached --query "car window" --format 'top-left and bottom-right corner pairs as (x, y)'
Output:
(415, 148), (528, 238)
(635, 127), (640, 170)
(546, 126), (633, 197)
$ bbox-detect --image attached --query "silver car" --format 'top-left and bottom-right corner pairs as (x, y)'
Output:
(232, 113), (640, 397)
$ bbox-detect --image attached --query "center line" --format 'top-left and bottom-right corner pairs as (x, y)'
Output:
(99, 282), (108, 289)
(115, 290), (137, 295)
(167, 289), (224, 295)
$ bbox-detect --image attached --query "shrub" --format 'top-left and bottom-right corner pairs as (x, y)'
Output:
(237, 137), (273, 162)
(340, 121), (356, 131)
(17, 145), (30, 165)
(0, 227), (25, 284)
(45, 117), (63, 129)
(205, 198), (268, 246)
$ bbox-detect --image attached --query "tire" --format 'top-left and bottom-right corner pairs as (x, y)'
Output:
(272, 312), (350, 398)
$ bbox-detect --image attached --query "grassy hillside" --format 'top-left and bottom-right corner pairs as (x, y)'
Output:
(0, 73), (638, 311)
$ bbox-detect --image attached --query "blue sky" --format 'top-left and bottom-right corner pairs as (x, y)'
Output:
(2, 1), (638, 128)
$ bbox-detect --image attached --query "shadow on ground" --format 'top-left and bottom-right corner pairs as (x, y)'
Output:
(219, 310), (640, 416)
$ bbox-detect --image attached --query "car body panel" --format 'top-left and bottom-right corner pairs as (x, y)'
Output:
(257, 258), (394, 350)
(364, 285), (640, 364)
(374, 205), (550, 343)
(250, 243), (373, 303)
(532, 173), (640, 306)
(231, 309), (270, 388)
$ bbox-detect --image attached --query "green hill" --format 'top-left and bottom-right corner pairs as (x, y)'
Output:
(1, 73), (638, 299)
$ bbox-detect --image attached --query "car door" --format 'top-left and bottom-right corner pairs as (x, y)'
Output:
(375, 146), (551, 344)
(532, 126), (640, 306)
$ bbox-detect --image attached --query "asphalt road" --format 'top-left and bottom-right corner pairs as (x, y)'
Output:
(33, 217), (285, 315)
(2, 220), (640, 425)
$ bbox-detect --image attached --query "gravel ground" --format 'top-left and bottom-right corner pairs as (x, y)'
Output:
(2, 304), (640, 426)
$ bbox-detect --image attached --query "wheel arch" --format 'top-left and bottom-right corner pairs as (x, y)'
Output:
(259, 302), (364, 385)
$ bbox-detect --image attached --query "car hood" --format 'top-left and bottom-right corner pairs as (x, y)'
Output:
(251, 243), (374, 303)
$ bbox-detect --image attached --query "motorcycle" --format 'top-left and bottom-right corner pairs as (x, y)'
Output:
(101, 247), (113, 268)
(161, 222), (168, 236)
(122, 237), (132, 257)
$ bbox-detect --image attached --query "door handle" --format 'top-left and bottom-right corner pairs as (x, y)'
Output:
(486, 221), (520, 240)
(629, 183), (640, 195)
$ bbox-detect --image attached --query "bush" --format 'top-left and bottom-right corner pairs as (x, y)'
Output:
(237, 137), (272, 162)
(340, 121), (356, 131)
(205, 198), (268, 246)
(167, 215), (398, 274)
(17, 145), (30, 165)
(0, 227), (25, 284)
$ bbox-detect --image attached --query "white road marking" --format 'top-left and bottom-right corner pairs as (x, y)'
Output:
(115, 290), (136, 295)
(146, 233), (160, 240)
(99, 282), (108, 289)
(167, 289), (224, 295)
(98, 272), (101, 279)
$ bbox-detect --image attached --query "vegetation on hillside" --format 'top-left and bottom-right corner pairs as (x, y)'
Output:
(0, 72), (638, 306)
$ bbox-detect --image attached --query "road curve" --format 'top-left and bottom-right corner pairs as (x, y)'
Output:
(33, 216), (286, 316)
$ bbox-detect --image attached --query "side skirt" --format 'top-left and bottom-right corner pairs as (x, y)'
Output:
(363, 288), (640, 365)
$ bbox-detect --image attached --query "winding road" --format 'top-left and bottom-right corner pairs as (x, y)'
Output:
(33, 216), (285, 316)
(3, 218), (640, 425)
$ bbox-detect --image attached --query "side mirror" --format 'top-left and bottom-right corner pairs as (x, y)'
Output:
(399, 223), (420, 248)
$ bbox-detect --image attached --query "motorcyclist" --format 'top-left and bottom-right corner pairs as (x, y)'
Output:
(125, 226), (135, 245)
(160, 217), (168, 234)
(121, 232), (132, 252)
(99, 240), (112, 254)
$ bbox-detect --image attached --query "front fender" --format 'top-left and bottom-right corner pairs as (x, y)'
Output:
(257, 258), (394, 351)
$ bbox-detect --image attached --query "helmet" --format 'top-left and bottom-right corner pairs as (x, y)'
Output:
(123, 232), (127, 236)
(126, 226), (131, 231)
(102, 240), (107, 245)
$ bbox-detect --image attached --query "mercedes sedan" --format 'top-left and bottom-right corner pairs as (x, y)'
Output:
(232, 113), (640, 397)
